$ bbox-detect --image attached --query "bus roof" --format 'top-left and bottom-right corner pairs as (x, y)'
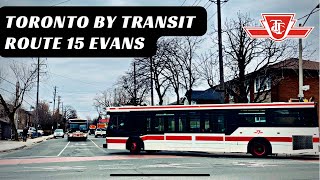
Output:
(106, 102), (316, 112)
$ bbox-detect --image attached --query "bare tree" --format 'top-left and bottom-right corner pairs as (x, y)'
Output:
(64, 105), (77, 119)
(197, 51), (218, 88)
(112, 86), (131, 106)
(174, 36), (203, 105)
(222, 13), (297, 103)
(161, 38), (183, 105)
(0, 61), (38, 141)
(117, 64), (150, 105)
(93, 90), (113, 114)
(134, 39), (173, 105)
(37, 101), (53, 131)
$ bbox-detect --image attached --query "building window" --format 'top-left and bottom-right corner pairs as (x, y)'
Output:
(254, 76), (271, 93)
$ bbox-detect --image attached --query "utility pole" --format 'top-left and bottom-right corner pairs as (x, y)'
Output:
(35, 57), (40, 135)
(57, 96), (61, 129)
(298, 24), (303, 102)
(133, 62), (137, 106)
(57, 96), (61, 114)
(298, 4), (319, 102)
(32, 58), (47, 136)
(60, 102), (63, 128)
(53, 86), (57, 115)
(211, 0), (227, 97)
(150, 57), (154, 106)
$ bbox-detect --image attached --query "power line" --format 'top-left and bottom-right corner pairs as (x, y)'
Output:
(0, 87), (33, 107)
(195, 0), (204, 6)
(3, 57), (104, 88)
(203, 1), (210, 7)
(208, 1), (227, 22)
(192, 0), (200, 6)
(0, 77), (15, 86)
(181, 0), (187, 6)
(297, 9), (319, 20)
(47, 71), (105, 87)
(51, 0), (71, 6)
(206, 1), (214, 10)
(0, 76), (37, 102)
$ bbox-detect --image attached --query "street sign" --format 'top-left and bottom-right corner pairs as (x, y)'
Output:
(302, 85), (310, 91)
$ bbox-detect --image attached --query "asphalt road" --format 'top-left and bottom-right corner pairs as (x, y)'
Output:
(0, 135), (319, 180)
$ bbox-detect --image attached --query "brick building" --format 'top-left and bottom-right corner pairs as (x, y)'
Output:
(219, 58), (319, 104)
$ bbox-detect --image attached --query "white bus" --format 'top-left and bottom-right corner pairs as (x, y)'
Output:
(67, 118), (89, 141)
(103, 102), (319, 157)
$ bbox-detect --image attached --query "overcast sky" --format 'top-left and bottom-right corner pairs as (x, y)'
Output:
(0, 0), (319, 119)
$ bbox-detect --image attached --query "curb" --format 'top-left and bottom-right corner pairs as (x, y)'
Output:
(0, 145), (27, 153)
(0, 136), (53, 153)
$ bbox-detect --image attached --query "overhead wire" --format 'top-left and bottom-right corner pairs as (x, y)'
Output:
(0, 87), (34, 107)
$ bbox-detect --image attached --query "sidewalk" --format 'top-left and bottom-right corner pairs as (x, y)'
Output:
(0, 135), (54, 153)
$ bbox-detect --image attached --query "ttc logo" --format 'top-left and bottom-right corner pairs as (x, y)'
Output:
(243, 13), (313, 42)
(254, 130), (263, 134)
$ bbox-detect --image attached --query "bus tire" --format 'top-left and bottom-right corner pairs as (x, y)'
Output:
(129, 141), (141, 154)
(248, 138), (271, 157)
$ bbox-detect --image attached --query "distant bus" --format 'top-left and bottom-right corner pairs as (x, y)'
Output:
(103, 102), (319, 157)
(67, 118), (89, 141)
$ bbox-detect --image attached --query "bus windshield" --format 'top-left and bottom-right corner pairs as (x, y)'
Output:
(69, 124), (88, 132)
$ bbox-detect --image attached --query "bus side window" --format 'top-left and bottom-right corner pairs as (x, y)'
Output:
(152, 116), (164, 133)
(203, 112), (225, 133)
(271, 109), (301, 126)
(237, 109), (266, 126)
(203, 112), (213, 133)
(167, 116), (175, 133)
(147, 117), (151, 132)
(189, 111), (200, 133)
(178, 115), (187, 132)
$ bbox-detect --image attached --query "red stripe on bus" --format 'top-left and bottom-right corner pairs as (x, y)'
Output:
(166, 136), (192, 141)
(195, 136), (224, 141)
(141, 136), (165, 141)
(313, 137), (320, 142)
(107, 139), (126, 143)
(265, 137), (292, 142)
(225, 136), (293, 142)
(225, 136), (253, 141)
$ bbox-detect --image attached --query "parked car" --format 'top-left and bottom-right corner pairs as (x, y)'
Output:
(95, 128), (106, 138)
(28, 127), (38, 138)
(17, 127), (38, 138)
(53, 129), (65, 138)
(37, 129), (44, 136)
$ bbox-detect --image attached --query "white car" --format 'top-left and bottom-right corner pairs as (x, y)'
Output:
(37, 129), (44, 136)
(95, 128), (106, 138)
(53, 129), (65, 138)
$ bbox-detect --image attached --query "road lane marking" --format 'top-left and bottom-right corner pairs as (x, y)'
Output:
(98, 164), (133, 166)
(89, 139), (100, 148)
(89, 139), (107, 153)
(57, 141), (70, 157)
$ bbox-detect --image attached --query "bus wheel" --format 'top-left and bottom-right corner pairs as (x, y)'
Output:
(250, 139), (270, 157)
(130, 141), (141, 154)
